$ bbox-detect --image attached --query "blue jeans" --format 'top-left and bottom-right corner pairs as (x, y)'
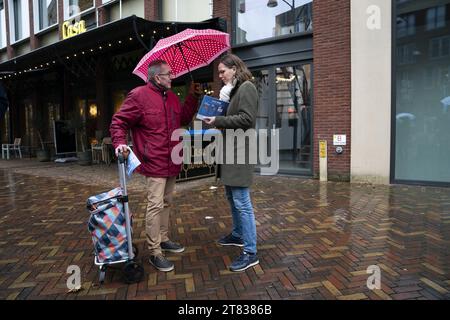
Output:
(225, 186), (257, 254)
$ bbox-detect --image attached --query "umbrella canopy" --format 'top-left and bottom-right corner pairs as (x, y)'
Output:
(133, 28), (230, 82)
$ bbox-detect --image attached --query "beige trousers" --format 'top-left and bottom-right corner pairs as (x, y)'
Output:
(145, 176), (176, 256)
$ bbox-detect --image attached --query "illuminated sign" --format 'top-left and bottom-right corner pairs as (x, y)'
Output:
(62, 20), (87, 39)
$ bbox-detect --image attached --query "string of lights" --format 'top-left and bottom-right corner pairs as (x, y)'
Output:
(0, 26), (177, 81)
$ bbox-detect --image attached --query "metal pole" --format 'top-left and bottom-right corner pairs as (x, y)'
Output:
(118, 153), (134, 260)
(282, 0), (298, 33)
(292, 0), (299, 33)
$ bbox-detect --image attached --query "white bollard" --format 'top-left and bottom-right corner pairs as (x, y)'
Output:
(319, 140), (328, 182)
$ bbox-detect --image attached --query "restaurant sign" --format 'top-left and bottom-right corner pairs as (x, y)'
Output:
(62, 20), (87, 40)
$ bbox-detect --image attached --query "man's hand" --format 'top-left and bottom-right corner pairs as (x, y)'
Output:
(203, 117), (216, 125)
(189, 82), (202, 98)
(115, 144), (130, 158)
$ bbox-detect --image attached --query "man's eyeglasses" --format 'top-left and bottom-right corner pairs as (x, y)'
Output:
(158, 72), (173, 77)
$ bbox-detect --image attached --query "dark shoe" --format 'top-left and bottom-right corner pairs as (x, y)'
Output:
(161, 240), (185, 253)
(149, 255), (174, 272)
(229, 252), (259, 272)
(218, 233), (244, 247)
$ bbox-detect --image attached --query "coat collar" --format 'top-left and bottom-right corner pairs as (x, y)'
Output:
(147, 80), (168, 96)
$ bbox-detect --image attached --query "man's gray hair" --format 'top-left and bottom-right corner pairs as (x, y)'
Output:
(147, 60), (168, 82)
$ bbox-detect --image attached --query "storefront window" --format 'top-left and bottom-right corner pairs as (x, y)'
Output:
(234, 0), (312, 45)
(394, 0), (450, 183)
(112, 90), (126, 114)
(275, 64), (312, 171)
(252, 63), (312, 174)
(1, 109), (9, 143)
(24, 100), (33, 146)
(47, 102), (60, 141)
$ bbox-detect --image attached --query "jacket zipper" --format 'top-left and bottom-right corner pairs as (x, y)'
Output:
(163, 93), (170, 176)
(143, 143), (147, 162)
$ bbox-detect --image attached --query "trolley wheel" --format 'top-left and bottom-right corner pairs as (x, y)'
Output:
(99, 266), (107, 284)
(132, 244), (139, 258)
(123, 261), (144, 284)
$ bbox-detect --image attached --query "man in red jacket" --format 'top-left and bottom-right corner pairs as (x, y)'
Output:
(110, 60), (201, 272)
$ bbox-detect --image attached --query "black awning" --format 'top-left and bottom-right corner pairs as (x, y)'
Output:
(0, 15), (226, 74)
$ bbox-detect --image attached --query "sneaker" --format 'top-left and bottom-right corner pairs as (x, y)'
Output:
(229, 252), (259, 272)
(161, 240), (185, 253)
(149, 255), (174, 272)
(217, 233), (244, 247)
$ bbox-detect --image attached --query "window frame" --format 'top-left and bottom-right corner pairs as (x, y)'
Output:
(0, 0), (6, 49)
(429, 35), (450, 60)
(63, 0), (95, 21)
(397, 13), (415, 38)
(160, 0), (212, 22)
(33, 0), (59, 34)
(8, 0), (30, 44)
(391, 1), (450, 187)
(231, 0), (313, 47)
(426, 5), (447, 31)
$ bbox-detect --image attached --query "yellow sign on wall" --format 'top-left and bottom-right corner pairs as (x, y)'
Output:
(62, 20), (87, 39)
(319, 140), (327, 159)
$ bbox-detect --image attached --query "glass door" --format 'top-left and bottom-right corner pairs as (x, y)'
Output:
(276, 63), (312, 173)
(252, 62), (313, 175)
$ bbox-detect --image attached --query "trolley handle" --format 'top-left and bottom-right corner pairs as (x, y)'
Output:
(118, 148), (130, 164)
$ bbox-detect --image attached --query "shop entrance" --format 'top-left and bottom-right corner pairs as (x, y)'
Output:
(252, 62), (313, 175)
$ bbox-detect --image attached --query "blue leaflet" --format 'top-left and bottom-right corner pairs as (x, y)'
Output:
(196, 95), (229, 120)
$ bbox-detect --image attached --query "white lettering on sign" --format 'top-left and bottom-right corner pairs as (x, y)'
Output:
(366, 5), (381, 30)
(367, 265), (381, 290)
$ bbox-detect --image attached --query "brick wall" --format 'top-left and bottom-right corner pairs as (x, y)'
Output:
(145, 0), (160, 20)
(58, 0), (64, 40)
(4, 0), (14, 58)
(313, 0), (351, 181)
(95, 0), (106, 26)
(28, 0), (39, 49)
(213, 0), (232, 35)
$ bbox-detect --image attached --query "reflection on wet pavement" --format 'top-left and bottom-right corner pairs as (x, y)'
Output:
(0, 167), (449, 300)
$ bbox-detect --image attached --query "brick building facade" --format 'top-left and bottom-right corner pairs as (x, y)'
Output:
(0, 0), (355, 182)
(1, 0), (449, 186)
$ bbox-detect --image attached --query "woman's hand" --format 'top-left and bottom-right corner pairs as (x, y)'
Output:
(203, 117), (216, 125)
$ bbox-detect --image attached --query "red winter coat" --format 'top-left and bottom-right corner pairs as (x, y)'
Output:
(110, 82), (198, 177)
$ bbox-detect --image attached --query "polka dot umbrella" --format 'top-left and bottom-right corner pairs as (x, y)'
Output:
(133, 28), (230, 82)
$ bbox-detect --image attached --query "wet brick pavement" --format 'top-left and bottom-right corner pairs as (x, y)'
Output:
(0, 159), (449, 300)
